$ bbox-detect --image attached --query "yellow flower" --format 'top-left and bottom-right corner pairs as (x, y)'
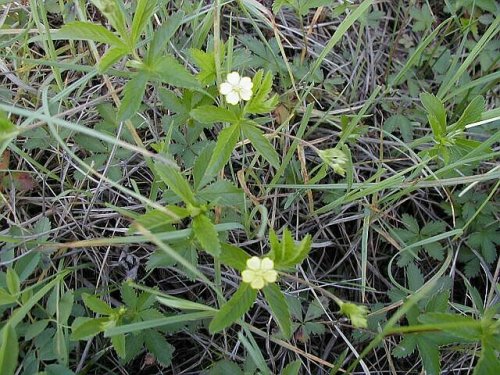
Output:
(340, 302), (369, 328)
(219, 72), (253, 105)
(241, 256), (277, 289)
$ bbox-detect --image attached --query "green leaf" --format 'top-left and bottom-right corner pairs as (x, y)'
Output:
(219, 243), (251, 271)
(269, 228), (312, 269)
(59, 291), (74, 324)
(420, 92), (447, 136)
(53, 21), (127, 47)
(117, 71), (149, 122)
(406, 262), (424, 291)
(0, 288), (16, 306)
(158, 88), (186, 114)
(6, 268), (20, 295)
(192, 214), (221, 257)
(418, 312), (481, 340)
(193, 141), (215, 190)
(190, 48), (216, 85)
(55, 327), (68, 364)
(474, 344), (498, 375)
(146, 10), (185, 63)
(144, 330), (175, 366)
(98, 47), (128, 72)
(204, 123), (240, 183)
(263, 284), (292, 338)
(111, 334), (126, 358)
(197, 180), (244, 207)
(242, 122), (280, 169)
(0, 112), (19, 154)
(0, 323), (18, 375)
(82, 293), (115, 315)
(154, 161), (197, 206)
(282, 360), (301, 375)
(392, 334), (417, 358)
(149, 55), (201, 90)
(70, 317), (107, 340)
(245, 70), (278, 114)
(207, 360), (243, 375)
(383, 114), (413, 142)
(452, 96), (485, 131)
(190, 105), (238, 124)
(91, 0), (128, 38)
(209, 283), (257, 333)
(416, 336), (440, 375)
(131, 0), (158, 45)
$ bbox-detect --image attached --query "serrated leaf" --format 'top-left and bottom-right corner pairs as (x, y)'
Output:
(197, 180), (244, 207)
(190, 48), (216, 85)
(193, 141), (215, 190)
(207, 360), (243, 375)
(452, 96), (485, 131)
(263, 283), (292, 338)
(418, 312), (481, 341)
(190, 105), (238, 124)
(0, 113), (19, 154)
(383, 114), (413, 142)
(158, 88), (186, 114)
(70, 317), (107, 340)
(131, 0), (158, 45)
(53, 21), (127, 47)
(219, 243), (250, 271)
(144, 330), (174, 366)
(407, 262), (424, 291)
(425, 289), (450, 313)
(146, 10), (185, 64)
(474, 344), (498, 375)
(6, 268), (20, 295)
(242, 122), (280, 169)
(245, 70), (278, 114)
(82, 293), (114, 315)
(420, 92), (446, 136)
(154, 161), (197, 206)
(282, 360), (301, 375)
(91, 0), (128, 38)
(59, 291), (74, 325)
(392, 334), (417, 358)
(111, 333), (126, 358)
(416, 336), (440, 375)
(209, 283), (257, 333)
(98, 47), (128, 72)
(0, 323), (18, 375)
(192, 214), (221, 257)
(117, 71), (149, 122)
(149, 55), (200, 90)
(204, 123), (240, 184)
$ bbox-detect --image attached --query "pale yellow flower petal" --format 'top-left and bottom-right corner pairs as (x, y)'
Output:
(240, 77), (253, 90)
(262, 270), (277, 283)
(242, 270), (256, 283)
(226, 72), (241, 85)
(239, 89), (253, 101)
(251, 276), (265, 290)
(246, 256), (262, 271)
(260, 257), (274, 270)
(219, 82), (233, 95)
(226, 91), (240, 105)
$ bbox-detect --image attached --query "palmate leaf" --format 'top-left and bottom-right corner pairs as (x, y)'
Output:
(209, 283), (257, 333)
(190, 105), (238, 124)
(149, 55), (201, 90)
(245, 70), (279, 114)
(146, 10), (185, 64)
(91, 0), (128, 38)
(190, 48), (217, 85)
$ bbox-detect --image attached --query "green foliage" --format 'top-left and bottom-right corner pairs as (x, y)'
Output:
(267, 227), (312, 269)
